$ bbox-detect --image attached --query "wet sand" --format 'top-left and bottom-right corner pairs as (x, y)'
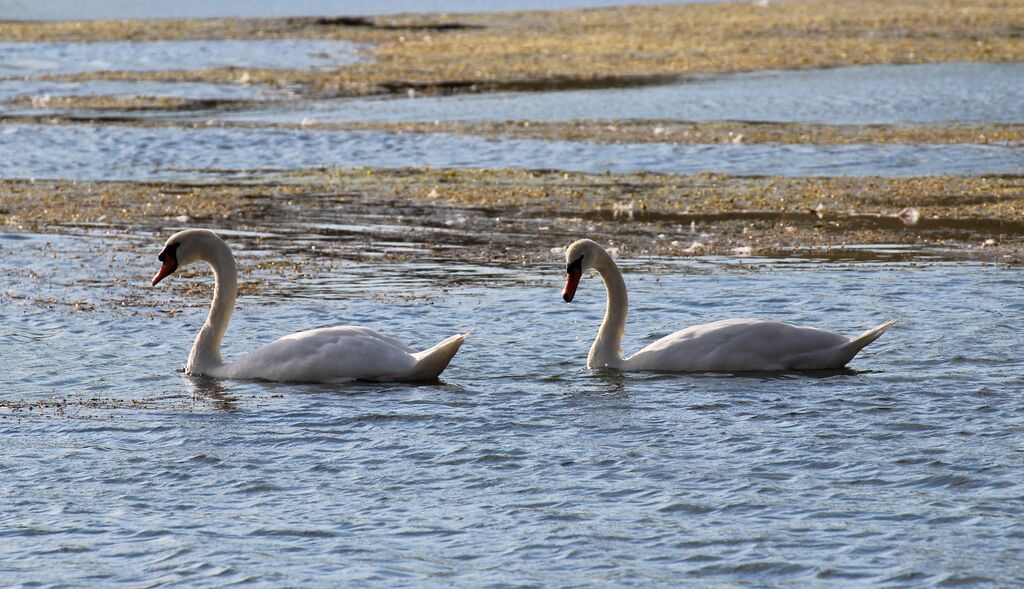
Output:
(4, 169), (1023, 271)
(328, 120), (1024, 146)
(3, 0), (1022, 97)
(1, 1), (1022, 275)
(4, 95), (250, 112)
(3, 110), (1020, 146)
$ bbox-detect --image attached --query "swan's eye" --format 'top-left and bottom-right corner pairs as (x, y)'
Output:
(566, 255), (583, 274)
(159, 242), (180, 262)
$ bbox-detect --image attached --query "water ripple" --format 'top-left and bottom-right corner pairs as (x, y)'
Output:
(2, 242), (1024, 586)
(0, 123), (1019, 180)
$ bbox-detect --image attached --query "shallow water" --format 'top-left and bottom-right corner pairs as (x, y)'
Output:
(0, 39), (365, 77)
(241, 63), (1024, 125)
(2, 231), (1024, 586)
(1, 123), (1020, 180)
(0, 79), (286, 104)
(2, 4), (1023, 584)
(0, 0), (726, 20)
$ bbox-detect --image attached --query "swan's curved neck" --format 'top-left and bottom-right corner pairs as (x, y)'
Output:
(588, 252), (628, 369)
(187, 241), (237, 375)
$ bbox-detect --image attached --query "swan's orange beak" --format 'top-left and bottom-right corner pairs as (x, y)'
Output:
(152, 245), (179, 286)
(562, 256), (583, 302)
(152, 257), (177, 286)
(562, 268), (581, 302)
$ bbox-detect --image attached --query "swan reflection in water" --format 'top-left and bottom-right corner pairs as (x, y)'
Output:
(185, 373), (237, 411)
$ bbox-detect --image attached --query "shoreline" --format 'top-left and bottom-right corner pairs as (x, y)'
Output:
(4, 169), (1023, 269)
(3, 114), (1022, 146)
(2, 0), (1021, 98)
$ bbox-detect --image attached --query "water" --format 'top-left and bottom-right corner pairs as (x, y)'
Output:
(1, 3), (1022, 585)
(1, 123), (1020, 180)
(0, 39), (366, 77)
(3, 231), (1024, 586)
(0, 0), (728, 21)
(0, 79), (285, 103)
(231, 63), (1024, 125)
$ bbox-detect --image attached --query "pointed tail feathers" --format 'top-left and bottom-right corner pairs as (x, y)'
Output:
(404, 332), (470, 381)
(834, 319), (896, 366)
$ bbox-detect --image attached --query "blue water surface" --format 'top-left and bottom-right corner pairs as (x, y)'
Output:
(2, 232), (1023, 586)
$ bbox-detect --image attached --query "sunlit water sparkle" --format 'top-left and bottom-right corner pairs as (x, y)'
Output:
(0, 39), (366, 77)
(223, 63), (1024, 126)
(2, 232), (1023, 586)
(0, 123), (1019, 180)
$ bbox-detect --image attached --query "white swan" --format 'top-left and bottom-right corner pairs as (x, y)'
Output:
(561, 239), (895, 372)
(151, 229), (468, 383)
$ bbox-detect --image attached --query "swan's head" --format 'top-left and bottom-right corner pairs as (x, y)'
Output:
(561, 238), (604, 303)
(151, 229), (223, 286)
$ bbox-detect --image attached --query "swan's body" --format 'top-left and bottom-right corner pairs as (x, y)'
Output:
(561, 239), (894, 372)
(152, 229), (467, 383)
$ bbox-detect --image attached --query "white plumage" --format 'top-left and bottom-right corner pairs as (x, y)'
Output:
(152, 229), (468, 383)
(561, 239), (894, 372)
